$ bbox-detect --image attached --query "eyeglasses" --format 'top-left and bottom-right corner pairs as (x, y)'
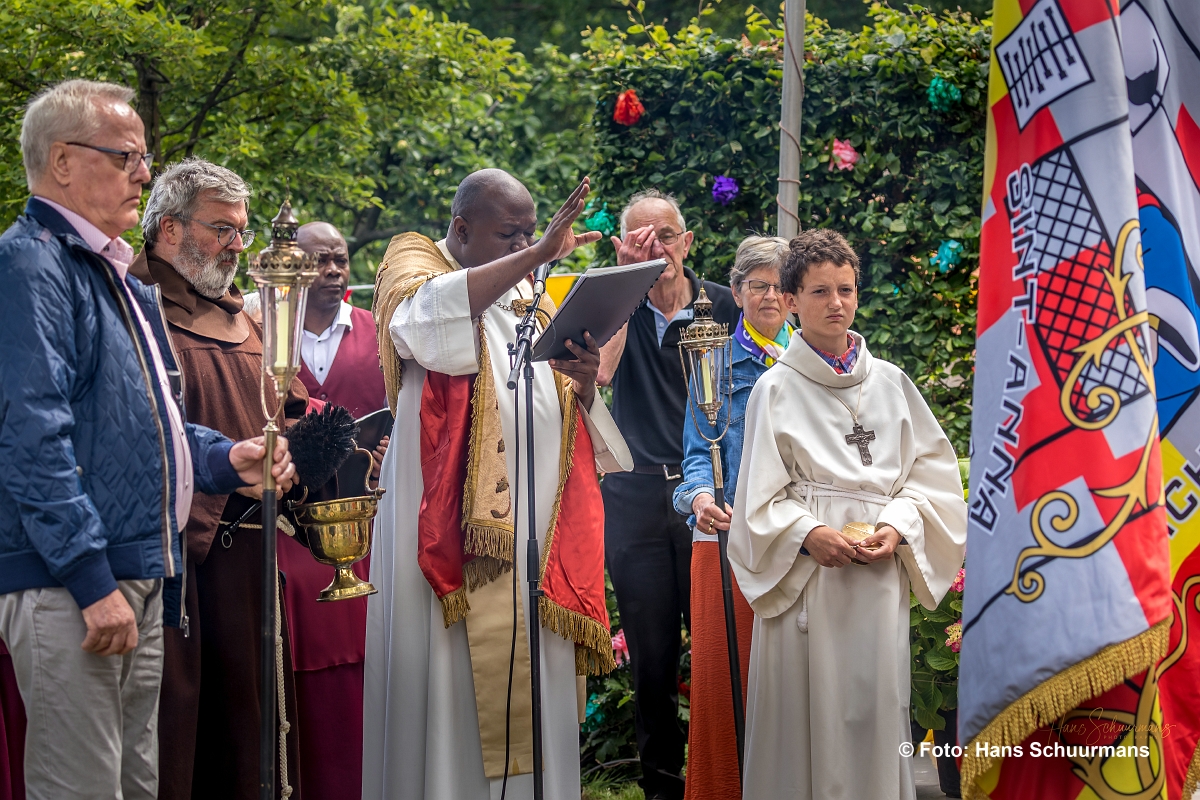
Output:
(656, 230), (683, 246)
(741, 279), (782, 296)
(177, 217), (256, 248)
(66, 142), (154, 174)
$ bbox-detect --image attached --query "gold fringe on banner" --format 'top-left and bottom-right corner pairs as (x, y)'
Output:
(1182, 741), (1200, 800)
(439, 586), (470, 628)
(961, 618), (1171, 800)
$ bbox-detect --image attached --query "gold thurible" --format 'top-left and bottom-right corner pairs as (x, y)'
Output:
(253, 199), (382, 602)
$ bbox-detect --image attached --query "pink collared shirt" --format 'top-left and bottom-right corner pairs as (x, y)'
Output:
(37, 197), (194, 529)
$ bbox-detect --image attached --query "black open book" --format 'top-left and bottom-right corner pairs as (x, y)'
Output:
(333, 407), (393, 497)
(531, 258), (668, 362)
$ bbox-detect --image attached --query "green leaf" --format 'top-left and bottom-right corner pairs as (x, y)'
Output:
(746, 25), (770, 45)
(914, 704), (946, 731)
(925, 650), (959, 671)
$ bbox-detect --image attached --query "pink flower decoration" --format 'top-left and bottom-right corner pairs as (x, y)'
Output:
(951, 567), (965, 593)
(829, 138), (859, 171)
(612, 629), (630, 666)
(944, 621), (962, 654)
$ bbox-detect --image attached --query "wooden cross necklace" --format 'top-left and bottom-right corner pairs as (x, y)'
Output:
(821, 379), (875, 466)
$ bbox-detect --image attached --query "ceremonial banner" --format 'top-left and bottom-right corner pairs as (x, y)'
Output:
(960, 0), (1175, 797)
(1126, 2), (1200, 796)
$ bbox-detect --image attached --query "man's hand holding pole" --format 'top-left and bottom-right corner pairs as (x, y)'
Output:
(230, 435), (297, 493)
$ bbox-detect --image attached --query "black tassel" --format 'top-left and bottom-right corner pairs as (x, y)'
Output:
(287, 404), (358, 492)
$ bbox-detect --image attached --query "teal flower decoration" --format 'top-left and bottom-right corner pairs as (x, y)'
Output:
(931, 239), (963, 273)
(584, 693), (604, 728)
(584, 201), (617, 238)
(928, 76), (962, 113)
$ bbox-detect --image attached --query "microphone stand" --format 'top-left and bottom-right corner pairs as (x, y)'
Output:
(505, 262), (554, 800)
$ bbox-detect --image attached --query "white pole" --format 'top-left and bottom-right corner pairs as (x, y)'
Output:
(776, 0), (806, 238)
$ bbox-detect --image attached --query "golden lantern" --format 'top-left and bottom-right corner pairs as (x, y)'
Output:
(677, 286), (744, 778)
(248, 199), (318, 800)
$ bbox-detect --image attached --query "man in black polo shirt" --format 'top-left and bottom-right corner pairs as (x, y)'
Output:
(598, 189), (740, 800)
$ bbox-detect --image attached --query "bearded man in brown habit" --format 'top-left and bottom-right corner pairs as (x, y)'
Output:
(131, 157), (307, 800)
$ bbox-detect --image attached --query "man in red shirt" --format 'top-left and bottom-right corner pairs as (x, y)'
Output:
(282, 221), (387, 799)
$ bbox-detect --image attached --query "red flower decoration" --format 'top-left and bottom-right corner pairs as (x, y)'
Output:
(613, 89), (645, 126)
(678, 678), (691, 701)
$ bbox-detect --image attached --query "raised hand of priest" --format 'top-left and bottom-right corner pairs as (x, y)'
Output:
(851, 524), (902, 563)
(549, 331), (599, 410)
(692, 493), (733, 533)
(81, 588), (138, 656)
(535, 178), (603, 263)
(802, 525), (858, 568)
(229, 435), (298, 494)
(610, 224), (658, 267)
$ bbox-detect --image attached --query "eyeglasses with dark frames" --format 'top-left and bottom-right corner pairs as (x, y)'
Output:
(66, 142), (154, 174)
(655, 230), (683, 245)
(741, 279), (782, 297)
(176, 216), (256, 248)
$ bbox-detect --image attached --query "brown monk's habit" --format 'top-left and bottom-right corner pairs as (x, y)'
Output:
(130, 250), (307, 800)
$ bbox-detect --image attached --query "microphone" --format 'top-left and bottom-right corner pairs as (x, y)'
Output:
(532, 259), (558, 295)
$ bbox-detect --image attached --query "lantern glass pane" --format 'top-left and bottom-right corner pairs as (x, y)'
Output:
(699, 348), (717, 407)
(259, 285), (278, 371)
(684, 346), (705, 408)
(259, 285), (300, 372)
(288, 285), (310, 372)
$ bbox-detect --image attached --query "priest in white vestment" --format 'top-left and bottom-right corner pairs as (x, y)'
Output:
(728, 229), (966, 800)
(362, 171), (632, 800)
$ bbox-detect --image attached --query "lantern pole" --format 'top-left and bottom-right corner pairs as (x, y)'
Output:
(248, 199), (319, 800)
(777, 0), (806, 238)
(678, 289), (745, 780)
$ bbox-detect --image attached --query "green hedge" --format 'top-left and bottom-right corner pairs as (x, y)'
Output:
(584, 4), (990, 453)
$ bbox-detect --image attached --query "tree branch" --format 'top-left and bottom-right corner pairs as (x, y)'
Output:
(163, 4), (268, 161)
(347, 223), (407, 257)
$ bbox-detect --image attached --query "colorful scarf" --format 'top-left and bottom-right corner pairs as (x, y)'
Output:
(734, 314), (793, 367)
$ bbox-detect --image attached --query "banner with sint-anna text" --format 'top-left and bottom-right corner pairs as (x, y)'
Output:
(960, 0), (1182, 797)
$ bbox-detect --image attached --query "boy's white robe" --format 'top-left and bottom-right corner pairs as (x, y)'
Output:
(729, 331), (966, 800)
(361, 240), (632, 800)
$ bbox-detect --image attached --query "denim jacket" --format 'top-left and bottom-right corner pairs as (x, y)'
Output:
(672, 338), (769, 527)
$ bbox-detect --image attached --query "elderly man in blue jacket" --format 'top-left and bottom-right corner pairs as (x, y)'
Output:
(0, 79), (297, 800)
